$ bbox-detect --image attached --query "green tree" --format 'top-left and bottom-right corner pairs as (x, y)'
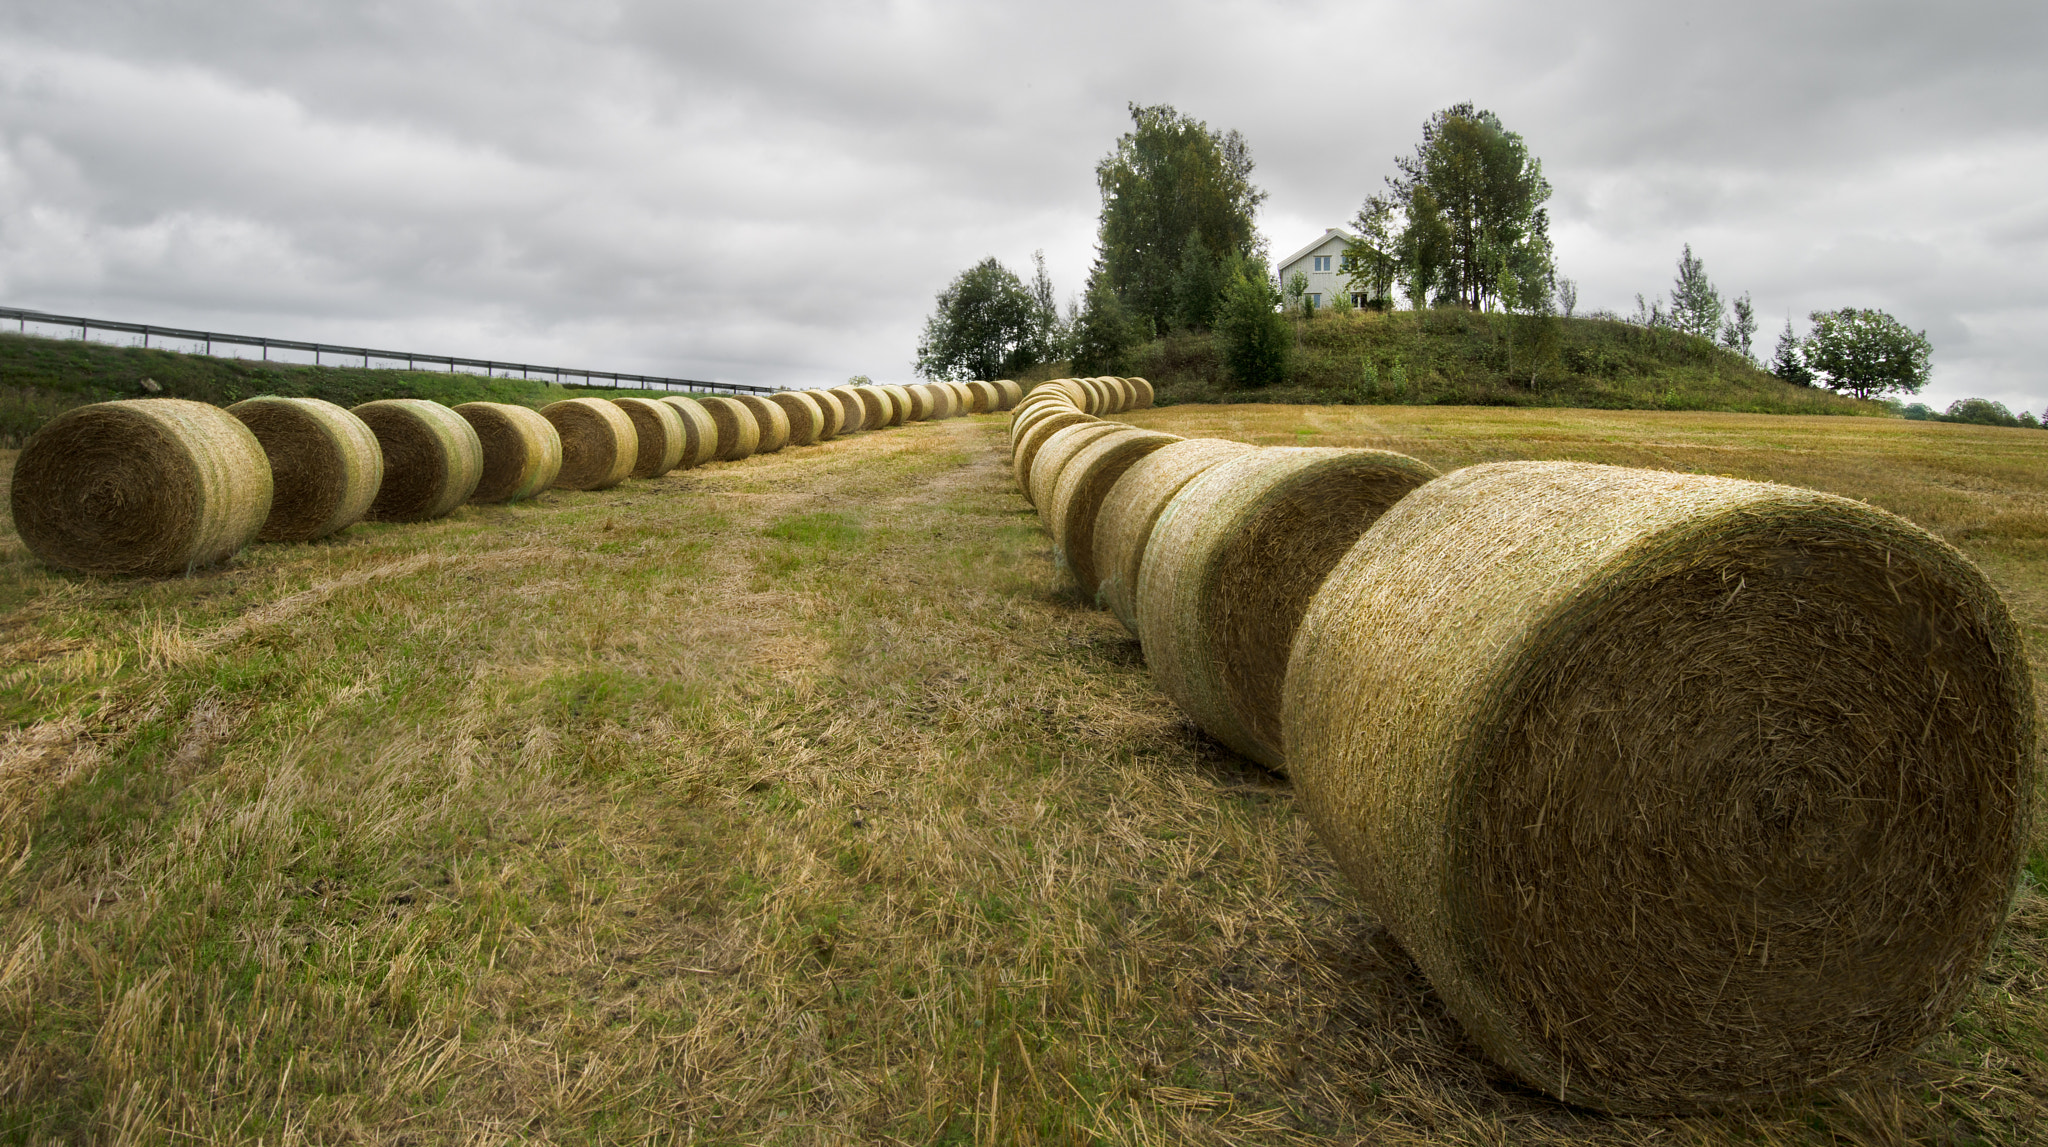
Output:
(1942, 398), (2020, 427)
(1668, 244), (1723, 340)
(1026, 249), (1066, 363)
(1720, 292), (1757, 360)
(1770, 319), (1813, 387)
(915, 257), (1043, 381)
(1214, 259), (1289, 387)
(1341, 198), (1399, 309)
(1366, 104), (1553, 310)
(1094, 103), (1267, 333)
(1803, 308), (1932, 400)
(1170, 234), (1227, 331)
(1070, 266), (1140, 376)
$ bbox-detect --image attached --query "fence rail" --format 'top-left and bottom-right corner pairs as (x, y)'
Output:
(0, 305), (776, 395)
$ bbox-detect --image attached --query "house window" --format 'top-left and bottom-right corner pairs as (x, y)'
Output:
(1309, 293), (1322, 307)
(1312, 256), (1332, 272)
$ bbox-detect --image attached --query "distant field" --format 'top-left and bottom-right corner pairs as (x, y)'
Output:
(0, 406), (2042, 1143)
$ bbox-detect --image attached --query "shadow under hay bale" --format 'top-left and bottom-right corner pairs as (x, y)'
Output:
(1047, 428), (1182, 599)
(228, 395), (382, 542)
(541, 398), (637, 490)
(1139, 447), (1439, 772)
(613, 397), (686, 477)
(12, 398), (273, 576)
(454, 402), (561, 504)
(656, 396), (719, 469)
(1093, 438), (1255, 636)
(1283, 460), (2037, 1114)
(693, 396), (760, 462)
(353, 399), (484, 522)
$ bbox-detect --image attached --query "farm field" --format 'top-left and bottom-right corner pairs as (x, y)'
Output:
(0, 404), (2044, 1144)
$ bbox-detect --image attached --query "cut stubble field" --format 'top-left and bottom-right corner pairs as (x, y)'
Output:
(0, 405), (2044, 1144)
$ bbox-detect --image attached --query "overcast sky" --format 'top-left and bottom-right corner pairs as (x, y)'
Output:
(1, 2), (2043, 411)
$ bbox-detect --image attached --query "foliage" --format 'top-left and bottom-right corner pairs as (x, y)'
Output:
(1943, 398), (2027, 427)
(1342, 198), (1400, 309)
(914, 256), (1057, 381)
(1771, 319), (1814, 387)
(1668, 244), (1724, 340)
(1170, 234), (1228, 331)
(1213, 259), (1290, 387)
(1554, 277), (1578, 318)
(1720, 292), (1758, 361)
(1352, 103), (1553, 311)
(1070, 266), (1141, 376)
(1803, 307), (1933, 400)
(1904, 402), (1936, 420)
(1094, 103), (1267, 333)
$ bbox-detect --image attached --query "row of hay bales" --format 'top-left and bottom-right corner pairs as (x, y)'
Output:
(1009, 381), (2037, 1115)
(11, 379), (1022, 577)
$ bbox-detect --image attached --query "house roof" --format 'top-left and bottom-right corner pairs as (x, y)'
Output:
(1276, 227), (1358, 271)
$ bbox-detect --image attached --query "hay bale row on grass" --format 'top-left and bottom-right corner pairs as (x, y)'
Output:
(1004, 383), (2037, 1115)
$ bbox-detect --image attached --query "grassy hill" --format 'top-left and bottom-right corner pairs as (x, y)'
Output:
(1128, 308), (1888, 416)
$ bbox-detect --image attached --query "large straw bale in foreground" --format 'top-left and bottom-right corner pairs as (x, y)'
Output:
(453, 401), (561, 504)
(1047, 428), (1182, 596)
(769, 391), (826, 446)
(1094, 439), (1255, 635)
(696, 396), (761, 461)
(613, 397), (686, 477)
(13, 398), (273, 575)
(1139, 447), (1438, 770)
(541, 398), (637, 490)
(228, 396), (382, 541)
(1011, 410), (1099, 501)
(657, 396), (720, 468)
(1027, 422), (1132, 515)
(735, 395), (791, 453)
(354, 399), (485, 521)
(1285, 461), (2036, 1112)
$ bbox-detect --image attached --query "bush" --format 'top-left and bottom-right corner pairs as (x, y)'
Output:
(1214, 265), (1289, 387)
(1944, 398), (2021, 427)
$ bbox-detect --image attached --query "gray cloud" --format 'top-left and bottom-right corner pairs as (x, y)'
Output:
(1, 1), (2043, 408)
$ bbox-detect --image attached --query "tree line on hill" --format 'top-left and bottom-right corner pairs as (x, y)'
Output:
(913, 103), (2015, 419)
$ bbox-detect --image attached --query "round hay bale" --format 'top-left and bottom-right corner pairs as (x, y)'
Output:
(901, 385), (935, 422)
(1047, 428), (1183, 597)
(1282, 462), (2036, 1113)
(1013, 385), (1076, 424)
(453, 401), (561, 504)
(879, 385), (914, 426)
(769, 391), (826, 447)
(822, 388), (864, 435)
(801, 390), (843, 439)
(1010, 398), (1086, 457)
(1080, 378), (1113, 414)
(1105, 378), (1138, 411)
(849, 386), (890, 431)
(695, 396), (761, 461)
(354, 399), (485, 521)
(656, 396), (720, 469)
(1138, 447), (1439, 771)
(12, 398), (273, 576)
(735, 394), (791, 453)
(1093, 438), (1256, 636)
(1010, 410), (1100, 502)
(992, 379), (1024, 411)
(915, 383), (952, 420)
(228, 396), (382, 541)
(964, 380), (998, 414)
(943, 381), (974, 417)
(541, 398), (637, 490)
(613, 397), (687, 477)
(1127, 377), (1156, 409)
(1026, 421), (1131, 514)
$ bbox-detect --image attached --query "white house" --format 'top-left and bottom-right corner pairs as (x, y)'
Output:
(1275, 227), (1362, 309)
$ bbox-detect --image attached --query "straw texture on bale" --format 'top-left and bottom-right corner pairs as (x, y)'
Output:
(1046, 428), (1183, 596)
(801, 390), (843, 439)
(1127, 377), (1155, 408)
(541, 398), (637, 490)
(919, 383), (954, 420)
(823, 389), (866, 434)
(1089, 378), (1121, 412)
(769, 391), (826, 447)
(993, 379), (1024, 410)
(1026, 421), (1133, 514)
(849, 387), (889, 431)
(1098, 378), (1132, 412)
(964, 380), (997, 413)
(902, 385), (934, 422)
(1283, 461), (2036, 1113)
(13, 398), (274, 576)
(735, 395), (791, 453)
(1138, 447), (1439, 770)
(453, 401), (561, 504)
(1093, 438), (1256, 636)
(1010, 398), (1089, 455)
(695, 396), (760, 461)
(613, 397), (687, 477)
(1010, 410), (1099, 502)
(354, 399), (485, 521)
(943, 382), (974, 416)
(228, 396), (382, 541)
(1013, 386), (1075, 422)
(657, 396), (720, 469)
(879, 385), (914, 426)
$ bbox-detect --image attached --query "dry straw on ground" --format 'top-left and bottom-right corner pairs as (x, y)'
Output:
(541, 398), (638, 490)
(228, 396), (383, 542)
(1011, 411), (1099, 503)
(1026, 421), (1133, 515)
(1046, 428), (1183, 597)
(12, 398), (274, 576)
(1283, 460), (2037, 1114)
(1138, 446), (1439, 771)
(452, 401), (561, 504)
(353, 398), (485, 521)
(656, 396), (719, 469)
(735, 395), (791, 453)
(768, 391), (826, 447)
(612, 397), (687, 477)
(695, 396), (761, 462)
(1093, 438), (1256, 636)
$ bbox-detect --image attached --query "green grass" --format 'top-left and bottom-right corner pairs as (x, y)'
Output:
(0, 407), (2044, 1142)
(1130, 307), (1889, 416)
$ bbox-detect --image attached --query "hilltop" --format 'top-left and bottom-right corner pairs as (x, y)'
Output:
(1124, 308), (1888, 416)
